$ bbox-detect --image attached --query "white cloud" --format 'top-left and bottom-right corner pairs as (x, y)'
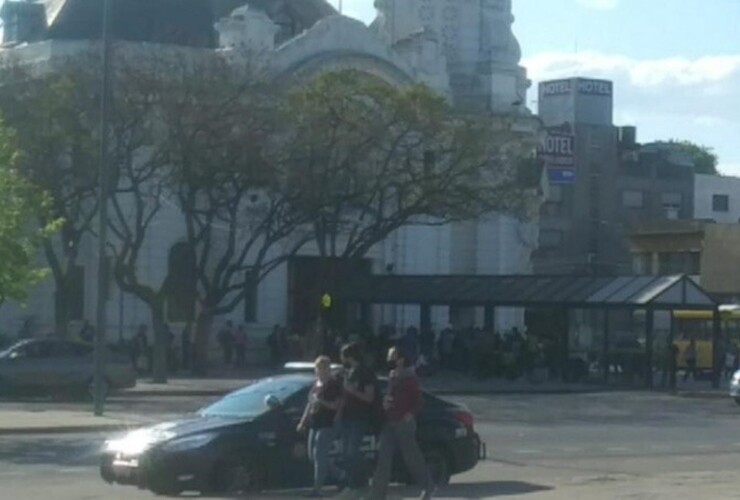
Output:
(576, 0), (620, 10)
(524, 50), (740, 176)
(525, 51), (740, 88)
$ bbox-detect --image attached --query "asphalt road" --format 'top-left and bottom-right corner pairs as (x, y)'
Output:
(1, 392), (740, 499)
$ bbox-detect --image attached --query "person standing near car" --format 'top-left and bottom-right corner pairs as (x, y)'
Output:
(370, 346), (433, 500)
(338, 342), (377, 490)
(297, 356), (346, 497)
(683, 338), (698, 382)
(217, 321), (235, 366)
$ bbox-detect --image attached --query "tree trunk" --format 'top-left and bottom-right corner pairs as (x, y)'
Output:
(192, 313), (213, 376)
(151, 303), (168, 384)
(54, 281), (70, 339)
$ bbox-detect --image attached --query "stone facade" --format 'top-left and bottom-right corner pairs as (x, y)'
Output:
(0, 0), (538, 342)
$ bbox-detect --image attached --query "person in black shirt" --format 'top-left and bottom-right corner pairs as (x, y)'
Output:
(298, 356), (345, 497)
(338, 342), (377, 490)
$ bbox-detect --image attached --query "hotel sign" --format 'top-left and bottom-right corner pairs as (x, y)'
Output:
(541, 78), (613, 97)
(537, 132), (575, 166)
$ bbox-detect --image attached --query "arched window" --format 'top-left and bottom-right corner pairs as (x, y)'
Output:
(166, 242), (196, 323)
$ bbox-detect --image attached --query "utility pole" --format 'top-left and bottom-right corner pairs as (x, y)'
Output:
(94, 0), (113, 417)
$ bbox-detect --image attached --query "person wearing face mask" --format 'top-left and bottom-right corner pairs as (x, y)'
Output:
(297, 356), (346, 497)
(369, 346), (433, 500)
(337, 342), (377, 491)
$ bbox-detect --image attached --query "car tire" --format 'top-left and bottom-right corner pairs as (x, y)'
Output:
(148, 476), (182, 497)
(210, 455), (265, 495)
(734, 397), (740, 406)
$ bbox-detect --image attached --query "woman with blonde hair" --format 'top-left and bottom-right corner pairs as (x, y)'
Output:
(297, 356), (346, 497)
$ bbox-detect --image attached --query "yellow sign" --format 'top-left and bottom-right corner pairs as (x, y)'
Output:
(321, 293), (332, 309)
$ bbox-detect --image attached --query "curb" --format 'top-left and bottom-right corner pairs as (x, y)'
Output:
(677, 391), (728, 400)
(0, 423), (141, 436)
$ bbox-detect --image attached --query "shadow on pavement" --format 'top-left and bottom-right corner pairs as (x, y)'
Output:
(224, 481), (555, 499)
(438, 480), (553, 498)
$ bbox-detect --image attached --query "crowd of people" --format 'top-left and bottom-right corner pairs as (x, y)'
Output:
(297, 341), (434, 499)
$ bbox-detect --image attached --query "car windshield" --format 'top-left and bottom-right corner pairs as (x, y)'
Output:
(0, 341), (25, 359)
(199, 376), (309, 418)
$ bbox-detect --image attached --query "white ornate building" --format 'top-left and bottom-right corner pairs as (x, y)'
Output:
(0, 0), (539, 341)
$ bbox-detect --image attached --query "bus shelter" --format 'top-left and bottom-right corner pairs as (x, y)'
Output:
(341, 274), (722, 389)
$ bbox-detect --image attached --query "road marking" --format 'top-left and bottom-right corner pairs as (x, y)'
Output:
(561, 447), (583, 453)
(513, 449), (542, 455)
(605, 447), (629, 452)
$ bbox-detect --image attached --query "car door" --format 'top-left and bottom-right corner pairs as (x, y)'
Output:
(269, 388), (315, 488)
(43, 341), (90, 389)
(3, 341), (51, 390)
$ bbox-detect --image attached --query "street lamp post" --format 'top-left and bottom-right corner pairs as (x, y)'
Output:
(94, 0), (113, 417)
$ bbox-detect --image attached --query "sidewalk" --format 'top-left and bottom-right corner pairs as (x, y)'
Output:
(0, 410), (153, 436)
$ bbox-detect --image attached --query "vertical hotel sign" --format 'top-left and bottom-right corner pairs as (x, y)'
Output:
(538, 131), (576, 184)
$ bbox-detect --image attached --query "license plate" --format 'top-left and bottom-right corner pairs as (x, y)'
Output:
(112, 460), (138, 478)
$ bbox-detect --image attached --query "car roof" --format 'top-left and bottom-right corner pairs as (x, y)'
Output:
(283, 361), (343, 372)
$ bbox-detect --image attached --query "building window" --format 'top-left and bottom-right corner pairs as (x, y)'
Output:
(657, 252), (701, 275)
(633, 253), (652, 275)
(167, 243), (196, 323)
(689, 252), (701, 275)
(539, 229), (563, 249)
(661, 192), (682, 219)
(622, 190), (644, 208)
(244, 272), (258, 323)
(713, 194), (729, 212)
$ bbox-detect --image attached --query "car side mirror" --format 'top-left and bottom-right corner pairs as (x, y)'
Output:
(265, 394), (282, 410)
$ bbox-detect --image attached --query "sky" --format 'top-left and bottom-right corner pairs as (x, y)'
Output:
(328, 0), (740, 176)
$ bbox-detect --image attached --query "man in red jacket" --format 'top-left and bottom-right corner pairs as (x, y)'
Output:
(369, 346), (433, 500)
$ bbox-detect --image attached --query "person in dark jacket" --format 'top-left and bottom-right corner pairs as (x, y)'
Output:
(297, 356), (346, 497)
(338, 342), (377, 490)
(369, 346), (433, 500)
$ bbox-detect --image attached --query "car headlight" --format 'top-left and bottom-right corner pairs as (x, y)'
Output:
(105, 428), (176, 455)
(732, 372), (740, 384)
(160, 434), (216, 453)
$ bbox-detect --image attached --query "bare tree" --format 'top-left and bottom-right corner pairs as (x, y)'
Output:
(279, 70), (540, 340)
(154, 52), (313, 373)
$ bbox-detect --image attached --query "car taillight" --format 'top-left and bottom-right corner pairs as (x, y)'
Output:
(454, 410), (474, 430)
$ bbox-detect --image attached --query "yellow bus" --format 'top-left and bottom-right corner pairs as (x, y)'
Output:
(672, 306), (740, 371)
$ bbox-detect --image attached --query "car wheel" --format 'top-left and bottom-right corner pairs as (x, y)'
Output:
(148, 475), (182, 497)
(425, 448), (451, 486)
(734, 397), (740, 406)
(211, 455), (265, 495)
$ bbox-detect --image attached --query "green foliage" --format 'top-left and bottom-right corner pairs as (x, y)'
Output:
(0, 121), (59, 306)
(667, 139), (719, 174)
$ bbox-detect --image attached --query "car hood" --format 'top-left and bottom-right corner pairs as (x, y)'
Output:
(105, 414), (257, 455)
(147, 413), (256, 436)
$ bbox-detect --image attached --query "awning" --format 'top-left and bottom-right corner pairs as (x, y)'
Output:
(342, 274), (716, 310)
